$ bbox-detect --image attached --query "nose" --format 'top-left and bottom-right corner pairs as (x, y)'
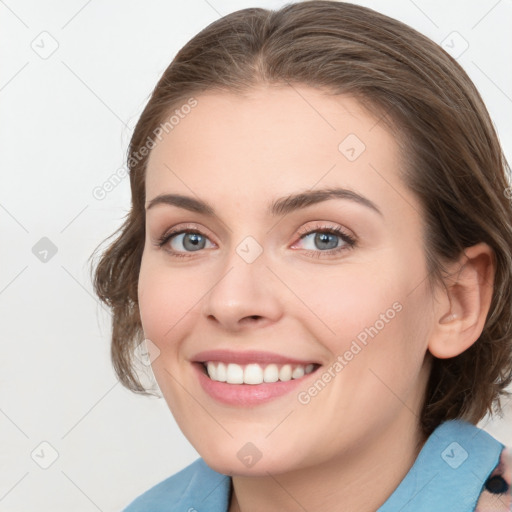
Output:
(200, 250), (283, 332)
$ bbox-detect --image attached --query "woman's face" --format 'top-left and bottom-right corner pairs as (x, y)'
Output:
(138, 85), (436, 475)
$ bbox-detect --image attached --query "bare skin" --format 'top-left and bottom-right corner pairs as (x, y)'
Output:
(138, 85), (494, 512)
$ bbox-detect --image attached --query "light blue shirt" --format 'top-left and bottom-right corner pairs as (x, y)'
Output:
(123, 419), (504, 512)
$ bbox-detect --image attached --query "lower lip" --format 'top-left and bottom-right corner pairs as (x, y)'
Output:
(193, 364), (316, 406)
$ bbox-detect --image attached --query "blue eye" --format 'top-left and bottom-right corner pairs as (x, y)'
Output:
(171, 232), (207, 252)
(301, 231), (343, 250)
(294, 226), (356, 257)
(157, 224), (356, 259)
(158, 230), (214, 256)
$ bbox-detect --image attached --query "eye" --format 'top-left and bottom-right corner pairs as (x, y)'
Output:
(157, 225), (215, 257)
(155, 222), (356, 259)
(292, 224), (356, 258)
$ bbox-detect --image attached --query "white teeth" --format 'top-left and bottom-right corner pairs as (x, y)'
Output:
(244, 364), (263, 385)
(205, 361), (316, 384)
(263, 364), (279, 383)
(207, 362), (217, 381)
(216, 362), (227, 382)
(279, 364), (292, 382)
(226, 363), (244, 384)
(292, 366), (304, 379)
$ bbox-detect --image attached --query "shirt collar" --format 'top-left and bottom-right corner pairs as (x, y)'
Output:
(378, 419), (504, 511)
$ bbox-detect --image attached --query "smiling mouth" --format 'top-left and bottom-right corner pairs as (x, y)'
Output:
(201, 361), (320, 385)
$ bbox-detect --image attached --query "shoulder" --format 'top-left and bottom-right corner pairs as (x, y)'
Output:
(475, 445), (512, 511)
(121, 458), (231, 512)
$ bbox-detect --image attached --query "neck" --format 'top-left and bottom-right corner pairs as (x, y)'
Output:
(229, 416), (427, 512)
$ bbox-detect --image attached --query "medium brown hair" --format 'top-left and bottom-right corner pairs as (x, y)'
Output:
(92, 0), (512, 436)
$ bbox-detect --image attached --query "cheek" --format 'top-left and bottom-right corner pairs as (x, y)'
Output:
(137, 253), (200, 352)
(290, 253), (432, 398)
(289, 263), (401, 353)
(137, 254), (202, 412)
(308, 238), (432, 359)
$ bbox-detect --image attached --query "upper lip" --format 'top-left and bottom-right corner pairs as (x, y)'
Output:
(192, 349), (319, 366)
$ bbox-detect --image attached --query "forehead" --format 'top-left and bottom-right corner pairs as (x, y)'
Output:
(144, 85), (414, 219)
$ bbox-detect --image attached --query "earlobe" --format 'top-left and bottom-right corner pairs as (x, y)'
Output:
(428, 243), (495, 359)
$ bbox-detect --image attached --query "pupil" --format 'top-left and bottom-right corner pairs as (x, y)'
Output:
(315, 232), (337, 250)
(184, 233), (205, 251)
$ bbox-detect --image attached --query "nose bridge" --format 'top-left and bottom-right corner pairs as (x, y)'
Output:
(200, 234), (282, 330)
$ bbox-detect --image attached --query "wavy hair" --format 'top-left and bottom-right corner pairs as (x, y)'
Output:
(92, 1), (512, 437)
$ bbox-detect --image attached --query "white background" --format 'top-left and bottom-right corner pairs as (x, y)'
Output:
(1, 1), (511, 510)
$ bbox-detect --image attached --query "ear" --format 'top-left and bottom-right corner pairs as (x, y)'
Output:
(428, 243), (495, 359)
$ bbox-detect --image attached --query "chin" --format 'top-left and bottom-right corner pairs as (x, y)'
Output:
(197, 441), (307, 477)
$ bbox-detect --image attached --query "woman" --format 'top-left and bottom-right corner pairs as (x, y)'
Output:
(93, 1), (512, 510)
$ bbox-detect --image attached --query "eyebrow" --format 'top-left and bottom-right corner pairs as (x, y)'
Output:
(146, 187), (382, 217)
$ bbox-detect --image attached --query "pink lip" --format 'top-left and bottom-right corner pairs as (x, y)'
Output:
(191, 349), (320, 406)
(192, 349), (318, 366)
(193, 364), (317, 406)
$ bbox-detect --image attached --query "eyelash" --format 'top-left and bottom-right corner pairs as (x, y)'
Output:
(156, 223), (357, 259)
(295, 224), (356, 258)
